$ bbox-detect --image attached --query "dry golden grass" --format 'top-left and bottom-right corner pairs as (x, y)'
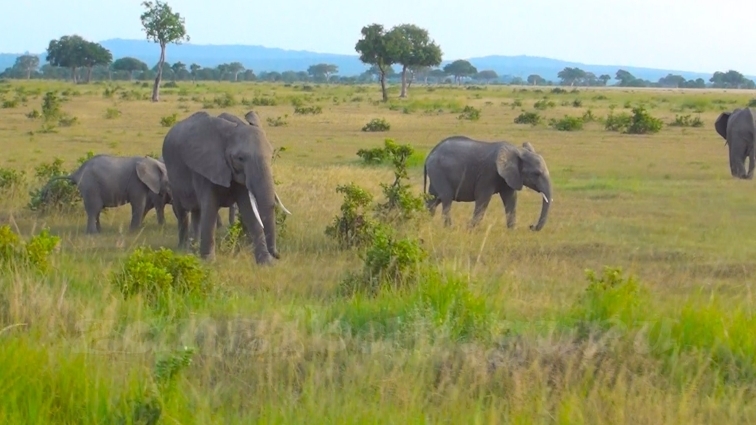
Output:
(1, 78), (756, 423)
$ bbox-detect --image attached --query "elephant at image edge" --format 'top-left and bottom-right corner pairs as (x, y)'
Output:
(715, 107), (756, 179)
(423, 136), (552, 230)
(161, 110), (288, 264)
(41, 154), (171, 234)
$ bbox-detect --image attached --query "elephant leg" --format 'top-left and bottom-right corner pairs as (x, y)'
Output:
(747, 145), (755, 179)
(441, 199), (452, 227)
(228, 204), (236, 226)
(426, 197), (441, 216)
(198, 206), (219, 260)
(95, 212), (102, 233)
(469, 195), (493, 228)
(234, 190), (274, 265)
(190, 210), (201, 241)
(173, 204), (190, 250)
(83, 197), (102, 234)
(156, 204), (165, 226)
(500, 189), (517, 229)
(129, 196), (147, 232)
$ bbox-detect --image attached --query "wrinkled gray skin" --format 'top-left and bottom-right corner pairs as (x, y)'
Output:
(715, 107), (756, 179)
(423, 136), (553, 231)
(42, 154), (171, 234)
(161, 110), (290, 265)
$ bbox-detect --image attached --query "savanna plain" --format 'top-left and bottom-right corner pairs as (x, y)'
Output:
(1, 79), (756, 424)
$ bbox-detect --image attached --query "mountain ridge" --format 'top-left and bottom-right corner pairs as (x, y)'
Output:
(2, 38), (752, 82)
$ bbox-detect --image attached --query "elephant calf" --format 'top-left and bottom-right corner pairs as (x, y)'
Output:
(715, 107), (756, 179)
(42, 154), (171, 234)
(423, 136), (552, 231)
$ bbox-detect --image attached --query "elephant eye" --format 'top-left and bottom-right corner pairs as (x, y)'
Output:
(236, 155), (245, 162)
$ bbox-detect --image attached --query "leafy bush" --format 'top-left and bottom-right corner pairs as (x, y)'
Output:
(625, 106), (664, 134)
(361, 118), (391, 132)
(325, 183), (376, 249)
(572, 99), (583, 107)
(604, 111), (633, 132)
(374, 141), (425, 222)
(549, 115), (584, 131)
(748, 98), (756, 108)
(160, 113), (178, 127)
(0, 167), (25, 190)
(0, 225), (60, 273)
(266, 115), (288, 127)
(27, 152), (95, 212)
(293, 105), (322, 115)
(356, 146), (390, 165)
(551, 88), (567, 94)
(104, 107), (122, 119)
(57, 115), (78, 127)
(25, 109), (40, 119)
(213, 92), (236, 108)
(110, 246), (212, 306)
(582, 108), (597, 122)
(534, 98), (556, 110)
(570, 266), (648, 332)
(668, 114), (704, 128)
(457, 105), (481, 121)
(513, 111), (542, 126)
(243, 96), (277, 106)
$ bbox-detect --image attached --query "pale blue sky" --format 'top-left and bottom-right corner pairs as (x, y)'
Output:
(2, 0), (755, 74)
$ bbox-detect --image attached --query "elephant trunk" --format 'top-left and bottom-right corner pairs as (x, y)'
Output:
(531, 178), (552, 231)
(245, 160), (278, 258)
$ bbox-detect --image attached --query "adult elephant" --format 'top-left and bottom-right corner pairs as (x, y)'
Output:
(40, 154), (171, 233)
(161, 111), (290, 265)
(715, 107), (756, 179)
(423, 136), (552, 231)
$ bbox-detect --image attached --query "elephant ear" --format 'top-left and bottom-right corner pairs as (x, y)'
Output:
(495, 146), (523, 190)
(245, 111), (262, 127)
(522, 142), (536, 153)
(136, 158), (163, 194)
(180, 115), (235, 187)
(715, 112), (730, 141)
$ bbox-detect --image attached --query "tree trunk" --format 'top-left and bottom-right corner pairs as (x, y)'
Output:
(86, 66), (93, 83)
(407, 69), (415, 90)
(70, 67), (77, 84)
(26, 69), (31, 79)
(399, 65), (408, 98)
(379, 71), (388, 102)
(129, 70), (134, 81)
(151, 43), (166, 102)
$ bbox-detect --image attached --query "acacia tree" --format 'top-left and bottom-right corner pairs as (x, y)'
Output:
(388, 24), (442, 97)
(189, 63), (201, 81)
(14, 55), (40, 79)
(46, 35), (90, 83)
(112, 57), (148, 80)
(140, 0), (189, 102)
(475, 70), (498, 84)
(81, 42), (112, 83)
(527, 74), (544, 85)
(443, 60), (477, 84)
(307, 63), (338, 82)
(226, 62), (245, 81)
(355, 24), (398, 102)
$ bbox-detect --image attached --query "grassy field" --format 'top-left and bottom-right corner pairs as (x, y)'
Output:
(2, 78), (756, 423)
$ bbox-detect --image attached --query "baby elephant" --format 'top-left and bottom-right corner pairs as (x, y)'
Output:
(424, 136), (553, 231)
(42, 154), (171, 234)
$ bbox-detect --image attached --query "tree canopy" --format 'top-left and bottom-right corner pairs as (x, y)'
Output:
(307, 63), (339, 82)
(46, 35), (112, 83)
(355, 23), (398, 101)
(388, 24), (442, 97)
(443, 60), (477, 84)
(140, 0), (189, 101)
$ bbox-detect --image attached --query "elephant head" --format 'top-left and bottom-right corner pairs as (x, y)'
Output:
(181, 113), (281, 258)
(137, 157), (171, 199)
(715, 108), (756, 179)
(496, 142), (552, 231)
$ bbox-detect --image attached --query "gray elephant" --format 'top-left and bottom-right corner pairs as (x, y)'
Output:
(715, 107), (755, 179)
(41, 154), (171, 233)
(423, 136), (552, 230)
(161, 111), (290, 265)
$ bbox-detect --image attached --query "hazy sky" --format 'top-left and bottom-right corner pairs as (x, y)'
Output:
(2, 0), (755, 74)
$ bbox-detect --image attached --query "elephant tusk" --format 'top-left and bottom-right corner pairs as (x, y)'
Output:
(275, 192), (292, 215)
(542, 193), (550, 204)
(248, 191), (264, 229)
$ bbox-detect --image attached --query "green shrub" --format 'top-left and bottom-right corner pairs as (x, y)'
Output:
(570, 266), (648, 332)
(0, 225), (60, 273)
(265, 115), (288, 127)
(625, 106), (663, 134)
(549, 115), (584, 131)
(25, 109), (40, 119)
(572, 99), (583, 107)
(457, 105), (481, 121)
(374, 140), (425, 222)
(361, 118), (391, 132)
(668, 114), (704, 128)
(0, 167), (25, 190)
(604, 111), (633, 132)
(510, 99), (523, 109)
(582, 108), (597, 122)
(212, 92), (236, 108)
(325, 183), (376, 249)
(110, 246), (212, 306)
(534, 98), (556, 110)
(104, 107), (122, 119)
(27, 152), (95, 212)
(160, 113), (178, 127)
(293, 105), (322, 115)
(243, 96), (277, 106)
(356, 146), (390, 165)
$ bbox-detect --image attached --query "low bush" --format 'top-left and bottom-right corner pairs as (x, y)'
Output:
(361, 118), (391, 132)
(0, 225), (60, 273)
(457, 105), (481, 121)
(668, 114), (704, 128)
(549, 115), (584, 131)
(514, 111), (542, 126)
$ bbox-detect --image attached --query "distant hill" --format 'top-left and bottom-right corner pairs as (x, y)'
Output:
(2, 38), (753, 83)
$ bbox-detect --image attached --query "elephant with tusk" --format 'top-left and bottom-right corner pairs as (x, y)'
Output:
(423, 135), (553, 231)
(715, 107), (756, 179)
(161, 110), (290, 265)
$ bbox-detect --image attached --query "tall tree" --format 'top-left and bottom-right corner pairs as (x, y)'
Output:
(171, 61), (186, 80)
(80, 42), (112, 83)
(226, 62), (245, 81)
(140, 0), (190, 102)
(443, 60), (477, 84)
(355, 23), (399, 102)
(189, 63), (201, 81)
(46, 35), (89, 83)
(557, 67), (585, 86)
(475, 70), (498, 84)
(388, 24), (443, 97)
(112, 57), (148, 80)
(14, 55), (40, 79)
(527, 74), (544, 85)
(307, 63), (338, 82)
